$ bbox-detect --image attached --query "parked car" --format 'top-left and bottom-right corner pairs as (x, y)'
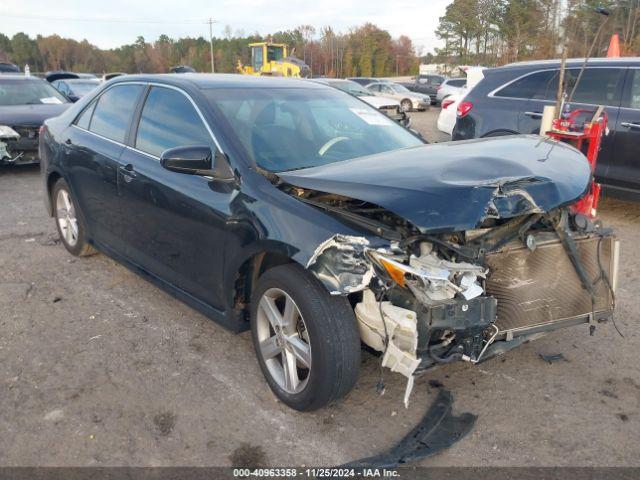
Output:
(312, 78), (409, 127)
(435, 77), (467, 103)
(0, 62), (20, 74)
(41, 74), (617, 412)
(170, 65), (196, 73)
(102, 72), (126, 82)
(347, 77), (378, 86)
(452, 57), (640, 198)
(51, 78), (101, 102)
(400, 74), (445, 104)
(437, 93), (463, 135)
(366, 81), (430, 111)
(0, 75), (69, 165)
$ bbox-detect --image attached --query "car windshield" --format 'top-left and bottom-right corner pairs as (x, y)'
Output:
(327, 80), (370, 97)
(390, 83), (410, 93)
(0, 79), (68, 106)
(68, 81), (100, 96)
(206, 87), (423, 172)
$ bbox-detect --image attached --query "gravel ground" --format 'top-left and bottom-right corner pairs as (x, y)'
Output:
(0, 109), (638, 467)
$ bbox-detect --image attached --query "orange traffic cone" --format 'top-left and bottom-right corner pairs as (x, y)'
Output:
(607, 34), (621, 57)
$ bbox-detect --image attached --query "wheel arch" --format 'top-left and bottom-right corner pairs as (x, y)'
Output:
(400, 98), (413, 110)
(45, 170), (63, 216)
(481, 129), (519, 138)
(226, 247), (298, 322)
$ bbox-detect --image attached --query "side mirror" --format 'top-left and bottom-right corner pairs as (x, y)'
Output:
(161, 146), (213, 175)
(160, 145), (235, 181)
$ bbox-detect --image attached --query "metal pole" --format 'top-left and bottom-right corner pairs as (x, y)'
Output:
(209, 18), (215, 73)
(555, 47), (567, 117)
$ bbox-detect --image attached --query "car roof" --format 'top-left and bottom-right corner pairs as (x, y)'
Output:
(64, 78), (101, 83)
(494, 57), (640, 71)
(0, 74), (46, 82)
(109, 73), (328, 90)
(313, 78), (358, 85)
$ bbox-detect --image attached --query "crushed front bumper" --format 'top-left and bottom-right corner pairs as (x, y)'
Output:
(354, 230), (618, 405)
(0, 125), (40, 166)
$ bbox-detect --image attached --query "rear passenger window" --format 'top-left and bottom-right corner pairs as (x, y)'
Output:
(448, 79), (466, 87)
(90, 84), (143, 143)
(496, 68), (624, 106)
(135, 87), (211, 157)
(75, 102), (96, 130)
(565, 68), (624, 107)
(627, 70), (640, 109)
(495, 70), (558, 99)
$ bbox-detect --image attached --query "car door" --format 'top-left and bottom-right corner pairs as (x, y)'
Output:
(378, 84), (399, 101)
(606, 68), (640, 192)
(116, 85), (236, 309)
(562, 67), (625, 179)
(493, 69), (558, 136)
(64, 83), (145, 252)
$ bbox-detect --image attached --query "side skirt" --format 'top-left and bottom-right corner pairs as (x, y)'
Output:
(92, 239), (248, 333)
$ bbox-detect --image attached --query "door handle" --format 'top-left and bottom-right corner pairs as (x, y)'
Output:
(525, 111), (543, 119)
(119, 164), (137, 183)
(621, 122), (640, 130)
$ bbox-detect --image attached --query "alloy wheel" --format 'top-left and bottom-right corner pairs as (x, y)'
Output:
(56, 188), (79, 247)
(255, 288), (312, 394)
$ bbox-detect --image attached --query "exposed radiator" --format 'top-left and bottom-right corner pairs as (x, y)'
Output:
(484, 234), (617, 333)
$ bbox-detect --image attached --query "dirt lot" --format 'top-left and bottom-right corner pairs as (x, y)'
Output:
(1, 109), (639, 467)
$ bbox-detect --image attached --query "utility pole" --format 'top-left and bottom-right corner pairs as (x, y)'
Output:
(208, 17), (216, 73)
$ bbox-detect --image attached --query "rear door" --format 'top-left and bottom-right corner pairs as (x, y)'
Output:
(493, 69), (558, 135)
(116, 85), (235, 309)
(65, 83), (144, 251)
(516, 67), (624, 179)
(562, 67), (625, 178)
(606, 68), (640, 191)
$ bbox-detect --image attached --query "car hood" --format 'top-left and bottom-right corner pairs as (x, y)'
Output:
(0, 104), (70, 126)
(360, 95), (399, 108)
(278, 135), (591, 233)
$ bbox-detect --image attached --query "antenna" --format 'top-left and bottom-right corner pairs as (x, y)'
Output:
(566, 6), (612, 103)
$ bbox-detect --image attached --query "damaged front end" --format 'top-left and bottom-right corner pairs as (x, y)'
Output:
(274, 138), (620, 407)
(0, 125), (39, 165)
(296, 189), (619, 407)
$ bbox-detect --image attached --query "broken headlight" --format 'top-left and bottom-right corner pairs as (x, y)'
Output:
(368, 245), (486, 305)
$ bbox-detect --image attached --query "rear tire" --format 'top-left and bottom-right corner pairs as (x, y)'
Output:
(250, 263), (361, 411)
(52, 178), (96, 257)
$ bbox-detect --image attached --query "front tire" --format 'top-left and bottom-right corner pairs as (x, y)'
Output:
(250, 264), (361, 411)
(52, 178), (95, 257)
(400, 99), (413, 112)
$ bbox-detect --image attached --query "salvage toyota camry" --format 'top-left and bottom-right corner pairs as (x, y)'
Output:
(40, 74), (619, 411)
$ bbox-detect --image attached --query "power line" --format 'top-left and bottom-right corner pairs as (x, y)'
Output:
(0, 12), (207, 25)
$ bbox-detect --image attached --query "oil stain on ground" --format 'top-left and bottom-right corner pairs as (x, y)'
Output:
(230, 442), (268, 468)
(153, 412), (176, 436)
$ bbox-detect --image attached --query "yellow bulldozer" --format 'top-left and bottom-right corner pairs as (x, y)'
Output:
(237, 42), (310, 78)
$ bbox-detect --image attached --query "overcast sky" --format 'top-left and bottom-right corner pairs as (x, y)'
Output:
(0, 0), (449, 53)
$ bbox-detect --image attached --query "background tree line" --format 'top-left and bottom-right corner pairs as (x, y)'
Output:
(433, 0), (639, 69)
(0, 23), (420, 77)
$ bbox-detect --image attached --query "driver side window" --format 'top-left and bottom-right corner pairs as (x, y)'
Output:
(135, 86), (212, 158)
